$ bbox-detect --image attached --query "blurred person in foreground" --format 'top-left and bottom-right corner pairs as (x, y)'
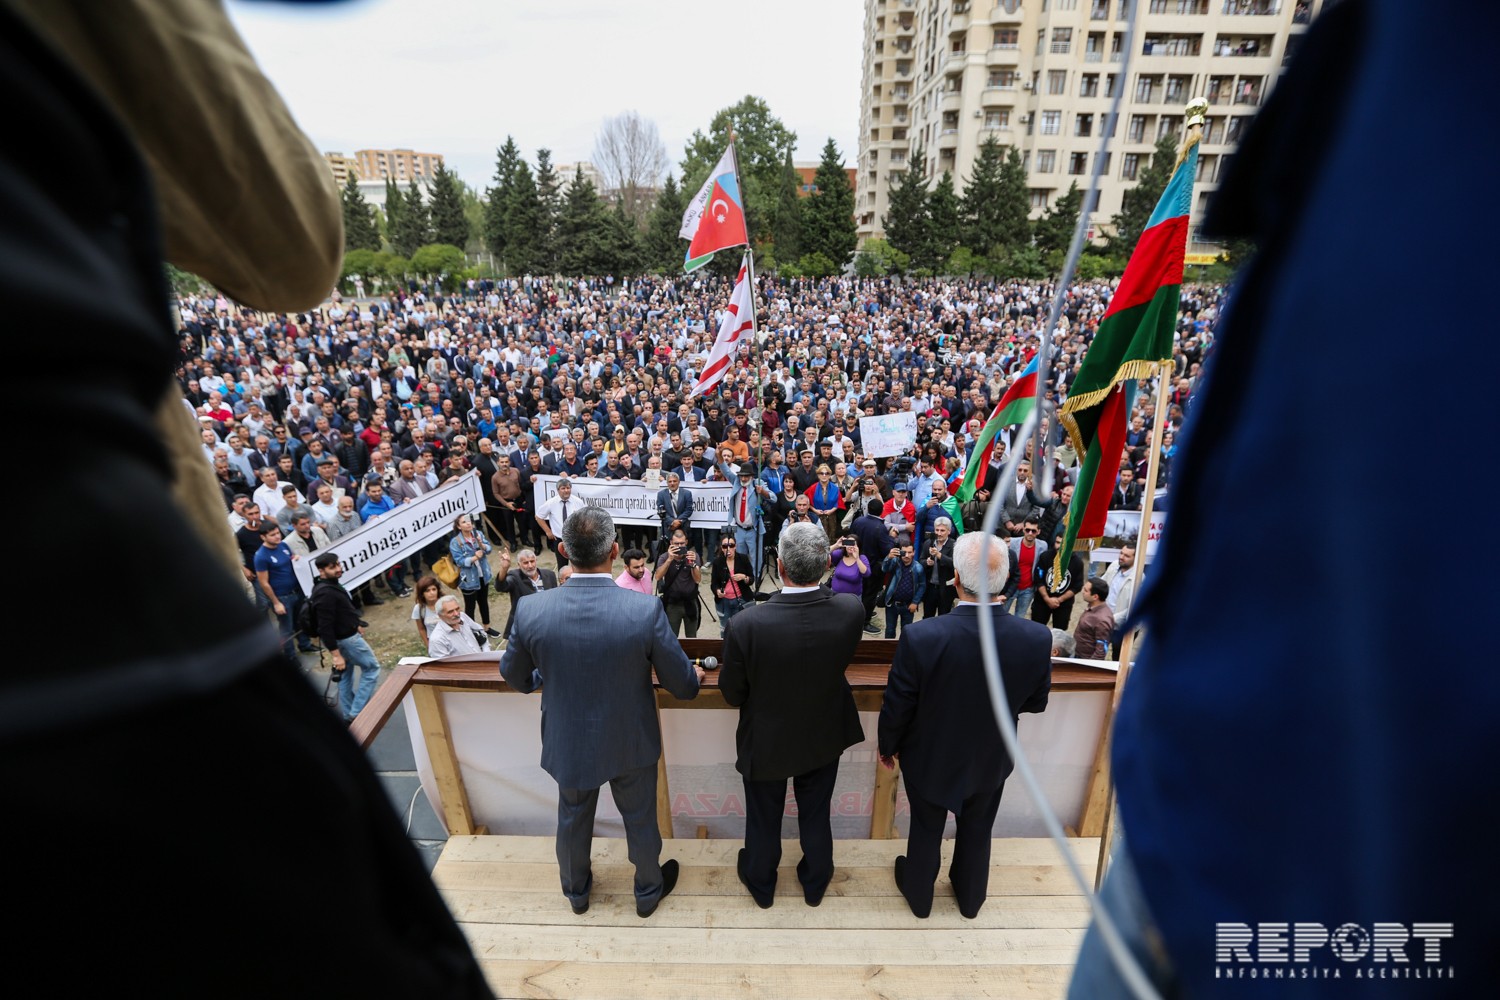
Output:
(0, 0), (488, 992)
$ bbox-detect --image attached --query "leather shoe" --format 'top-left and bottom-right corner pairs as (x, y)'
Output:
(571, 898), (589, 915)
(894, 855), (930, 919)
(637, 859), (678, 918)
(737, 849), (774, 909)
(797, 856), (827, 907)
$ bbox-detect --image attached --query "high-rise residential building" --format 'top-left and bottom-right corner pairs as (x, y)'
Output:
(556, 161), (609, 197)
(855, 0), (1322, 247)
(353, 148), (445, 184)
(324, 152), (359, 187)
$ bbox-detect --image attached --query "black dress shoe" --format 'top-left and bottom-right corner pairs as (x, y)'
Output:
(571, 898), (589, 915)
(363, 595), (385, 606)
(894, 855), (929, 918)
(637, 859), (679, 918)
(797, 856), (827, 907)
(737, 849), (773, 909)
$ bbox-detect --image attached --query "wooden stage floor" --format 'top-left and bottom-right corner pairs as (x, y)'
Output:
(433, 836), (1097, 999)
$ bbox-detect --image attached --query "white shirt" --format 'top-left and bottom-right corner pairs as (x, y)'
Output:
(536, 493), (574, 537)
(254, 481), (299, 517)
(427, 614), (489, 659)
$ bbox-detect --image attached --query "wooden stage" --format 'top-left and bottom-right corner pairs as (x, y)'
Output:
(433, 835), (1096, 999)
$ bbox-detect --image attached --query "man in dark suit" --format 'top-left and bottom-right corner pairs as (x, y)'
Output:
(720, 522), (866, 909)
(879, 531), (1051, 919)
(493, 547), (558, 640)
(655, 472), (694, 554)
(500, 506), (703, 918)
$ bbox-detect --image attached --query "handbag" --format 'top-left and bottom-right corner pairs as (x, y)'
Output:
(432, 554), (460, 588)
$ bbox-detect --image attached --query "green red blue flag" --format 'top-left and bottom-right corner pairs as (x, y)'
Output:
(954, 356), (1037, 503)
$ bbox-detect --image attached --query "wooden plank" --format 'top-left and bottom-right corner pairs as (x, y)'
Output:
(869, 761), (899, 840)
(1077, 669), (1122, 838)
(442, 889), (1091, 930)
(351, 662), (417, 750)
(655, 750), (673, 841)
(411, 684), (478, 836)
(462, 923), (1086, 967)
(432, 861), (1086, 899)
(439, 836), (1099, 870)
(476, 960), (1072, 999)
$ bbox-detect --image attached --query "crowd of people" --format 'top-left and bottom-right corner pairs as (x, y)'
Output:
(190, 270), (1220, 668)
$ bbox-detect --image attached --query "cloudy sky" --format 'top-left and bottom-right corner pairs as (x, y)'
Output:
(228, 0), (865, 191)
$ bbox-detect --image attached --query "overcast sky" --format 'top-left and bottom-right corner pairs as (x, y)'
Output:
(228, 0), (864, 191)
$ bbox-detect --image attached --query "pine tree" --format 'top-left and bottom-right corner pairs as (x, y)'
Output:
(483, 137), (522, 261)
(505, 161), (545, 274)
(882, 142), (929, 271)
(1034, 180), (1084, 258)
(995, 145), (1032, 251)
(534, 148), (562, 272)
(390, 180), (431, 258)
(643, 173), (685, 272)
(341, 172), (381, 252)
(427, 163), (470, 250)
(958, 136), (1005, 256)
(924, 172), (960, 272)
(383, 177), (404, 247)
(557, 166), (611, 277)
(603, 198), (644, 275)
(1109, 132), (1179, 253)
(768, 148), (803, 267)
(801, 138), (857, 271)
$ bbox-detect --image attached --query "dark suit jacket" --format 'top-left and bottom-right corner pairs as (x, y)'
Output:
(878, 605), (1051, 814)
(720, 587), (866, 781)
(495, 566), (557, 622)
(499, 576), (698, 789)
(656, 486), (694, 534)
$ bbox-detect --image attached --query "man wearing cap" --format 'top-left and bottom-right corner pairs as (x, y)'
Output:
(719, 456), (770, 582)
(309, 454), (353, 503)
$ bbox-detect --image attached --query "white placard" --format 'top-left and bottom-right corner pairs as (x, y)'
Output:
(531, 474), (732, 529)
(858, 412), (918, 458)
(293, 472), (485, 595)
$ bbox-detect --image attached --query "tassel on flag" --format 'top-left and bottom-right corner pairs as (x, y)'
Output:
(689, 253), (754, 397)
(680, 146), (748, 273)
(1049, 127), (1200, 588)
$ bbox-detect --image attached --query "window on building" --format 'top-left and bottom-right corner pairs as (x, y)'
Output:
(1048, 70), (1068, 94)
(1135, 74), (1157, 102)
(1094, 152), (1112, 175)
(1036, 29), (1046, 56)
(1105, 73), (1118, 97)
(1040, 110), (1062, 135)
(1031, 189), (1051, 210)
(985, 110), (1011, 128)
(1069, 152), (1088, 175)
(1076, 113), (1094, 137)
(1122, 152), (1140, 180)
(994, 28), (1019, 48)
(1158, 114), (1182, 139)
(1051, 28), (1073, 54)
(1080, 74), (1100, 97)
(1128, 115), (1147, 142)
(1196, 153), (1216, 183)
(1036, 150), (1057, 173)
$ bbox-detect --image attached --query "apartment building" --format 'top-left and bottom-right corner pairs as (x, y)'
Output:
(352, 147), (445, 184)
(855, 0), (1322, 244)
(323, 152), (359, 187)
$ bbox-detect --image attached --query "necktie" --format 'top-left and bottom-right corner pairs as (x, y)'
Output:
(739, 489), (748, 524)
(561, 500), (569, 520)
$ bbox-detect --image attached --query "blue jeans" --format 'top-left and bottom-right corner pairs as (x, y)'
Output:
(336, 632), (383, 722)
(1003, 587), (1034, 619)
(717, 595), (748, 625)
(273, 591), (311, 661)
(885, 604), (914, 638)
(1067, 841), (1178, 999)
(732, 524), (762, 580)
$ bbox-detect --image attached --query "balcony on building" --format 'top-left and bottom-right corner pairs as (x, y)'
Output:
(897, 15), (914, 35)
(941, 90), (963, 114)
(1141, 33), (1202, 58)
(949, 3), (971, 36)
(945, 49), (969, 75)
(937, 128), (960, 151)
(1090, 1), (1111, 19)
(1232, 76), (1264, 105)
(1221, 0), (1281, 14)
(1149, 0), (1209, 14)
(986, 46), (1019, 67)
(989, 0), (1023, 23)
(980, 86), (1014, 106)
(1213, 34), (1273, 58)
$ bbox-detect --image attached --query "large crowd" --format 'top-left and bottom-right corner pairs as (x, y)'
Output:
(190, 270), (1223, 712)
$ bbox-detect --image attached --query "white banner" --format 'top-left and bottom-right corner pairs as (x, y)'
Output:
(859, 412), (918, 458)
(293, 472), (485, 595)
(532, 474), (732, 529)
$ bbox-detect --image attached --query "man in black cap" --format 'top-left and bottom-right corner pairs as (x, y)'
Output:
(719, 455), (771, 583)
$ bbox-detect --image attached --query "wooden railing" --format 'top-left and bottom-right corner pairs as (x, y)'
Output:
(351, 638), (1120, 841)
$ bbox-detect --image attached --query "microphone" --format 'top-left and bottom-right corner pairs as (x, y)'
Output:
(690, 656), (719, 671)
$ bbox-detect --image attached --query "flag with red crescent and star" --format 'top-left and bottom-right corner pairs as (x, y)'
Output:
(679, 146), (748, 272)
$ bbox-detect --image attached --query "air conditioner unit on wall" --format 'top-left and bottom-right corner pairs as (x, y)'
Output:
(1022, 80), (1033, 90)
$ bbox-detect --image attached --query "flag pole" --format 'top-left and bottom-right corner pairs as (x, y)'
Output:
(726, 131), (763, 426)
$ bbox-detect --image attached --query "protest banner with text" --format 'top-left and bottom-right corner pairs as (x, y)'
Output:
(532, 474), (732, 529)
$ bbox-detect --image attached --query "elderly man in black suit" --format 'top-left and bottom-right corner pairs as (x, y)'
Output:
(494, 547), (557, 640)
(720, 522), (866, 909)
(878, 531), (1052, 919)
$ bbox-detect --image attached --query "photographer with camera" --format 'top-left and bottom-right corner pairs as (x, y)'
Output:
(655, 526), (702, 637)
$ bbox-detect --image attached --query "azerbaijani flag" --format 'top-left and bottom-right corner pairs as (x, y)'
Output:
(680, 146), (749, 272)
(1048, 132), (1199, 590)
(953, 357), (1038, 502)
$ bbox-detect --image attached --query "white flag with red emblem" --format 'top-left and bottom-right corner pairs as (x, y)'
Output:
(690, 254), (754, 398)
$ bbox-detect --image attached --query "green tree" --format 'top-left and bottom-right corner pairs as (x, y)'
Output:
(801, 138), (857, 271)
(602, 198), (644, 275)
(1034, 180), (1083, 259)
(341, 173), (380, 252)
(391, 180), (431, 258)
(483, 136), (522, 261)
(958, 137), (1025, 256)
(534, 148), (563, 272)
(505, 161), (546, 274)
(458, 184), (486, 255)
(383, 178), (404, 247)
(796, 251), (838, 277)
(340, 248), (377, 293)
(924, 172), (960, 272)
(643, 173), (685, 272)
(681, 96), (796, 252)
(852, 238), (910, 277)
(409, 243), (467, 287)
(1109, 132), (1179, 253)
(557, 165), (612, 276)
(427, 164), (470, 250)
(768, 148), (803, 266)
(883, 142), (929, 270)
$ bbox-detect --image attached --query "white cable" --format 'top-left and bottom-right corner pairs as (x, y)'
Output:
(404, 784), (423, 836)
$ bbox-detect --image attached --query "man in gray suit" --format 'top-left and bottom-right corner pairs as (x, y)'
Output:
(500, 506), (704, 918)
